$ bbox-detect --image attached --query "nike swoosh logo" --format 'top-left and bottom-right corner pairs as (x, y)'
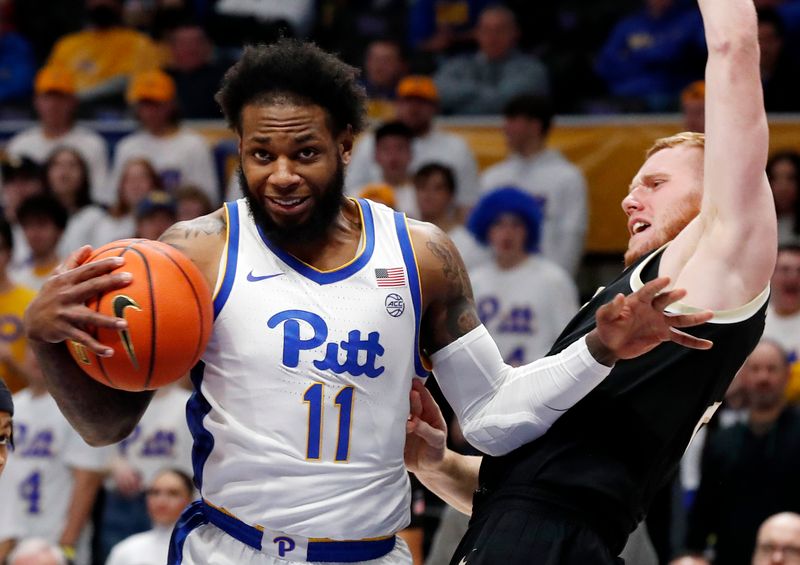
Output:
(112, 295), (142, 370)
(247, 270), (284, 282)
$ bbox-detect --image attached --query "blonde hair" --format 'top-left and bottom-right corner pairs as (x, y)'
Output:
(646, 132), (705, 159)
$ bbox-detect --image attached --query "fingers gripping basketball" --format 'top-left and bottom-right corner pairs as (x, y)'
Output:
(67, 239), (213, 391)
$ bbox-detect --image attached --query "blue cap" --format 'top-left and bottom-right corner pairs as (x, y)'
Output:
(135, 191), (177, 219)
(467, 186), (544, 252)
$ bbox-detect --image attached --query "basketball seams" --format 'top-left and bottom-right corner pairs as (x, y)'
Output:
(125, 245), (158, 390)
(142, 241), (209, 371)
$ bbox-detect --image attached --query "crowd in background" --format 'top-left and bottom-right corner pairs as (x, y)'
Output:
(2, 0), (800, 564)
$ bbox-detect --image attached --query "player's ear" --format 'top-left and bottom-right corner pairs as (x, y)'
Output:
(338, 125), (354, 166)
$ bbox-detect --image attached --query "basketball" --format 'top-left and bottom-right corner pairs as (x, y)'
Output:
(67, 239), (213, 392)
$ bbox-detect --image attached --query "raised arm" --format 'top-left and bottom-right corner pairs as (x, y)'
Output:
(669, 0), (776, 308)
(413, 222), (713, 456)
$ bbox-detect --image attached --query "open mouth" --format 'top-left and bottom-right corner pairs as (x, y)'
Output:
(631, 221), (651, 235)
(266, 196), (311, 214)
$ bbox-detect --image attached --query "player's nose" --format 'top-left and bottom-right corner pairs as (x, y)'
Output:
(269, 156), (301, 191)
(621, 191), (644, 215)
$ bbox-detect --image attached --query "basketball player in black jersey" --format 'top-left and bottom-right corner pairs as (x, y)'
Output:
(406, 0), (776, 562)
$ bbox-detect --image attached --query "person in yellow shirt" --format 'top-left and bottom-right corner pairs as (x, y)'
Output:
(0, 221), (35, 393)
(46, 0), (164, 103)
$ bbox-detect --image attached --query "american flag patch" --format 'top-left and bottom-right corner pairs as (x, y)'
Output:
(375, 267), (405, 287)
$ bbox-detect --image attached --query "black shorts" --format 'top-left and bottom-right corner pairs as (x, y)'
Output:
(449, 499), (624, 565)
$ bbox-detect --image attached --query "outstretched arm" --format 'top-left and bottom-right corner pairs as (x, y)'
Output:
(414, 223), (713, 456)
(668, 0), (776, 309)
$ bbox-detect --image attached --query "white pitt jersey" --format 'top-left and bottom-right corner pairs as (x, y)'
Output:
(0, 390), (108, 544)
(190, 198), (427, 540)
(470, 256), (579, 366)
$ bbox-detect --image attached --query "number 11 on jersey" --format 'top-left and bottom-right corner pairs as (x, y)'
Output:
(304, 383), (355, 462)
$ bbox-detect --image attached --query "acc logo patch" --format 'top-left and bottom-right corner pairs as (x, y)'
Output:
(385, 293), (405, 318)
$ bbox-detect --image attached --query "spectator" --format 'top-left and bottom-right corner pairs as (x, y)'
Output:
(467, 187), (578, 366)
(0, 221), (35, 394)
(682, 80), (705, 133)
(362, 38), (407, 101)
(99, 384), (192, 561)
(45, 0), (163, 105)
(370, 121), (418, 217)
(595, 0), (705, 111)
(480, 95), (588, 275)
(43, 147), (109, 256)
(763, 244), (800, 402)
(98, 158), (163, 244)
(5, 66), (110, 204)
(685, 340), (800, 565)
(165, 21), (226, 120)
(105, 469), (195, 565)
(434, 5), (550, 115)
(9, 195), (67, 291)
(347, 75), (481, 208)
(208, 0), (314, 45)
(108, 70), (219, 204)
(0, 26), (35, 109)
(408, 0), (492, 56)
(6, 539), (66, 565)
(0, 349), (108, 565)
(758, 8), (800, 112)
(753, 512), (800, 565)
(0, 158), (45, 270)
(175, 185), (214, 222)
(134, 190), (177, 240)
(767, 151), (800, 244)
(413, 162), (488, 270)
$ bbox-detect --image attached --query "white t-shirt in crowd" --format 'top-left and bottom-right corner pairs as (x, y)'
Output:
(5, 125), (110, 205)
(105, 525), (175, 565)
(58, 204), (112, 256)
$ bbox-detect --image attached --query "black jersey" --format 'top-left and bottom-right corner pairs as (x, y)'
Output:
(477, 247), (768, 554)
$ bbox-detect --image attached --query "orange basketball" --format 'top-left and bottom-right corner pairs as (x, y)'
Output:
(67, 239), (213, 392)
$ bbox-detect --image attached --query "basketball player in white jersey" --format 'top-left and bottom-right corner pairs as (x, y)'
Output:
(25, 40), (713, 564)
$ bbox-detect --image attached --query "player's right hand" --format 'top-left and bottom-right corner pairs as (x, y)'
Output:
(24, 245), (133, 357)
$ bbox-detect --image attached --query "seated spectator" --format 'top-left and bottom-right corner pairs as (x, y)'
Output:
(5, 66), (110, 204)
(175, 185), (214, 222)
(768, 151), (800, 244)
(43, 147), (109, 256)
(99, 158), (163, 244)
(758, 8), (800, 112)
(434, 5), (550, 115)
(347, 76), (480, 208)
(6, 539), (66, 565)
(0, 158), (45, 268)
(467, 187), (578, 366)
(685, 340), (800, 565)
(0, 27), (35, 110)
(165, 21), (227, 119)
(9, 195), (67, 291)
(134, 191), (177, 240)
(681, 80), (705, 133)
(99, 384), (192, 561)
(408, 0), (492, 56)
(105, 469), (195, 565)
(45, 0), (163, 106)
(0, 349), (108, 565)
(108, 70), (219, 204)
(371, 121), (418, 217)
(0, 221), (36, 394)
(481, 95), (587, 274)
(413, 163), (488, 270)
(595, 0), (705, 111)
(362, 39), (408, 119)
(208, 0), (314, 45)
(764, 245), (800, 402)
(753, 512), (800, 565)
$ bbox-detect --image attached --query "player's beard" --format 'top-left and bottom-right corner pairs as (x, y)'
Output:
(623, 197), (701, 267)
(240, 158), (346, 247)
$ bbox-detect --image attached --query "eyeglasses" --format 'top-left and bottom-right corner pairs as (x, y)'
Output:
(755, 543), (800, 562)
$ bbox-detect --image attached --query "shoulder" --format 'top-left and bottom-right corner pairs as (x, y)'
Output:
(71, 126), (106, 145)
(408, 219), (473, 306)
(6, 128), (37, 148)
(159, 208), (228, 288)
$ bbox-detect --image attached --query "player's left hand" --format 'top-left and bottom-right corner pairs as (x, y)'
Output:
(404, 380), (447, 475)
(590, 277), (714, 364)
